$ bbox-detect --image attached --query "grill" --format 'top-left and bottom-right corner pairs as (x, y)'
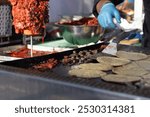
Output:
(1, 43), (150, 99)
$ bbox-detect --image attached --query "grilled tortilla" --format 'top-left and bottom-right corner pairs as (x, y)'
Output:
(116, 51), (148, 61)
(141, 74), (150, 87)
(71, 63), (112, 71)
(142, 74), (150, 79)
(144, 55), (150, 61)
(101, 74), (141, 83)
(96, 56), (131, 67)
(69, 69), (106, 78)
(135, 60), (150, 71)
(112, 65), (149, 76)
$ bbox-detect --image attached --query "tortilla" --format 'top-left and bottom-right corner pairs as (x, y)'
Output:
(143, 81), (150, 87)
(142, 74), (150, 79)
(143, 55), (150, 61)
(68, 69), (106, 78)
(116, 51), (148, 61)
(141, 74), (150, 87)
(96, 56), (131, 66)
(112, 65), (149, 76)
(71, 63), (112, 71)
(135, 60), (150, 71)
(120, 61), (140, 69)
(101, 74), (141, 83)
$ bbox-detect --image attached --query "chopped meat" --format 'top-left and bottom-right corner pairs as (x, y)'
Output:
(9, 47), (56, 58)
(59, 17), (99, 26)
(61, 45), (106, 66)
(33, 58), (58, 70)
(9, 0), (49, 35)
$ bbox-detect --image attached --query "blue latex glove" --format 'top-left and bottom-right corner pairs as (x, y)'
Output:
(98, 3), (121, 29)
(127, 0), (134, 2)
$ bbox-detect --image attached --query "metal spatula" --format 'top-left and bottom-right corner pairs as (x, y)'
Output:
(102, 19), (140, 56)
(102, 21), (125, 56)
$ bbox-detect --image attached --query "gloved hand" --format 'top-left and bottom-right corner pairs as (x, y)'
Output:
(127, 0), (134, 3)
(98, 3), (121, 29)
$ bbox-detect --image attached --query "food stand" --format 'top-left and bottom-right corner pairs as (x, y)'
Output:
(0, 0), (149, 100)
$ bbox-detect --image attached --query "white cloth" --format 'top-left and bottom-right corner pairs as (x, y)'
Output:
(49, 0), (95, 22)
(119, 17), (144, 31)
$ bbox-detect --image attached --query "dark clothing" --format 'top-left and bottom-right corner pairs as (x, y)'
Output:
(93, 0), (124, 17)
(143, 0), (150, 47)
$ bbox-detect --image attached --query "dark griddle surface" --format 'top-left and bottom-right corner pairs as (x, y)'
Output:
(1, 43), (150, 99)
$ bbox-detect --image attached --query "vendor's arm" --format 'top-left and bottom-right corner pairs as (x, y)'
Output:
(93, 0), (124, 29)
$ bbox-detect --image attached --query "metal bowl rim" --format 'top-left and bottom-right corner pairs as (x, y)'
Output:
(47, 22), (100, 28)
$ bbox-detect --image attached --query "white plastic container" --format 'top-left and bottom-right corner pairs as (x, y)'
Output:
(134, 0), (143, 30)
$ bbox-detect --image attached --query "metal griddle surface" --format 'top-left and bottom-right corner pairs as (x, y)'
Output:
(1, 43), (150, 99)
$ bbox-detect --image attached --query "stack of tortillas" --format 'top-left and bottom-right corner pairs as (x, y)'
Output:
(111, 51), (149, 81)
(113, 51), (149, 76)
(97, 51), (149, 83)
(68, 50), (150, 84)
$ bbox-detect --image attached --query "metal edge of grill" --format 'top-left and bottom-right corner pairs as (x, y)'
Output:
(0, 64), (149, 100)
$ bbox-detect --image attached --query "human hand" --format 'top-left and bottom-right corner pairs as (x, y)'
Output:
(98, 3), (121, 29)
(127, 0), (134, 3)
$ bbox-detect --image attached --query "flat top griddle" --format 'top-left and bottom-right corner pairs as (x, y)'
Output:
(1, 43), (150, 99)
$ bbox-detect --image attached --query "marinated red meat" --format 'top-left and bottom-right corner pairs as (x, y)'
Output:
(85, 17), (99, 26)
(9, 47), (56, 58)
(9, 0), (49, 35)
(8, 0), (17, 6)
(59, 17), (98, 26)
(33, 58), (58, 70)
